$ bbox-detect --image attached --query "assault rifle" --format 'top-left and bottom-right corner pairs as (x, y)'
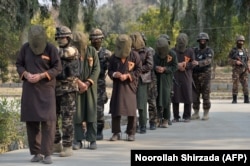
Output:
(234, 55), (249, 76)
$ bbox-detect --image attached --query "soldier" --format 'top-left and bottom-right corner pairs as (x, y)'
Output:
(54, 26), (80, 157)
(89, 28), (111, 140)
(228, 35), (250, 103)
(191, 32), (214, 120)
(16, 25), (62, 164)
(71, 31), (100, 150)
(141, 33), (158, 130)
(130, 32), (153, 134)
(154, 36), (178, 128)
(172, 33), (195, 122)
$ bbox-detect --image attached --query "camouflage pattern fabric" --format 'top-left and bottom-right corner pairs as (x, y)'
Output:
(192, 69), (211, 110)
(56, 46), (79, 96)
(97, 48), (111, 125)
(147, 71), (158, 125)
(54, 92), (76, 147)
(232, 66), (249, 95)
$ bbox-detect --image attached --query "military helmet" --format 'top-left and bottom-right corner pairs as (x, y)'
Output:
(89, 28), (104, 40)
(236, 35), (245, 42)
(55, 26), (72, 40)
(159, 34), (171, 45)
(197, 32), (209, 42)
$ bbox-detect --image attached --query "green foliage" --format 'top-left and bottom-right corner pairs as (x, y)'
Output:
(59, 0), (80, 29)
(0, 97), (25, 153)
(31, 11), (57, 45)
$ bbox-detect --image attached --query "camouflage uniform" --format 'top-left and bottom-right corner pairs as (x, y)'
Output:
(54, 26), (80, 156)
(146, 47), (159, 128)
(96, 48), (111, 138)
(89, 28), (111, 140)
(228, 35), (249, 103)
(192, 32), (214, 121)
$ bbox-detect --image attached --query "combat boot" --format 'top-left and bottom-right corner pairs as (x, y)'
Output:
(201, 109), (209, 120)
(232, 95), (237, 104)
(59, 146), (73, 157)
(191, 109), (200, 120)
(244, 95), (249, 103)
(53, 143), (62, 153)
(161, 119), (169, 128)
(97, 123), (104, 140)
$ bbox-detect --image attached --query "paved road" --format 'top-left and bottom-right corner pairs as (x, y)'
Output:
(0, 100), (250, 166)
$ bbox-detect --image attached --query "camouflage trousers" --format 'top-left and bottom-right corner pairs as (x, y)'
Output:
(97, 89), (108, 126)
(54, 92), (76, 147)
(147, 80), (158, 125)
(192, 70), (211, 111)
(232, 67), (249, 95)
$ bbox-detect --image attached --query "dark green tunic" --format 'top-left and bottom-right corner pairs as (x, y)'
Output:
(154, 50), (178, 108)
(74, 46), (100, 123)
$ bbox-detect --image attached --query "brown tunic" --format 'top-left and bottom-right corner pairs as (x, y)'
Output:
(172, 48), (195, 103)
(108, 51), (142, 117)
(16, 42), (62, 121)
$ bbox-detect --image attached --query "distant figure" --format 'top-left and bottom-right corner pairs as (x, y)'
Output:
(228, 35), (250, 103)
(16, 25), (62, 164)
(108, 34), (142, 141)
(191, 32), (214, 120)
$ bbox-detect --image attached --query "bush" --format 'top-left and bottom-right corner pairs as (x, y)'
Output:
(0, 97), (26, 154)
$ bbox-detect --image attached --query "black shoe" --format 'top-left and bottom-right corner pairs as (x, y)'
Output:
(89, 141), (97, 150)
(96, 133), (103, 140)
(140, 125), (146, 134)
(149, 123), (156, 130)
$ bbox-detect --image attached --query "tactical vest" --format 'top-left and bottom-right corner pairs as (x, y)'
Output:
(231, 47), (248, 64)
(193, 47), (213, 72)
(57, 46), (80, 80)
(56, 46), (80, 96)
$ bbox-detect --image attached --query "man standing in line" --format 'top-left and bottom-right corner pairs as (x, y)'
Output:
(172, 33), (195, 122)
(191, 32), (214, 120)
(154, 36), (178, 127)
(108, 34), (142, 141)
(71, 31), (100, 150)
(16, 25), (62, 164)
(53, 26), (80, 157)
(131, 32), (153, 134)
(89, 28), (111, 140)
